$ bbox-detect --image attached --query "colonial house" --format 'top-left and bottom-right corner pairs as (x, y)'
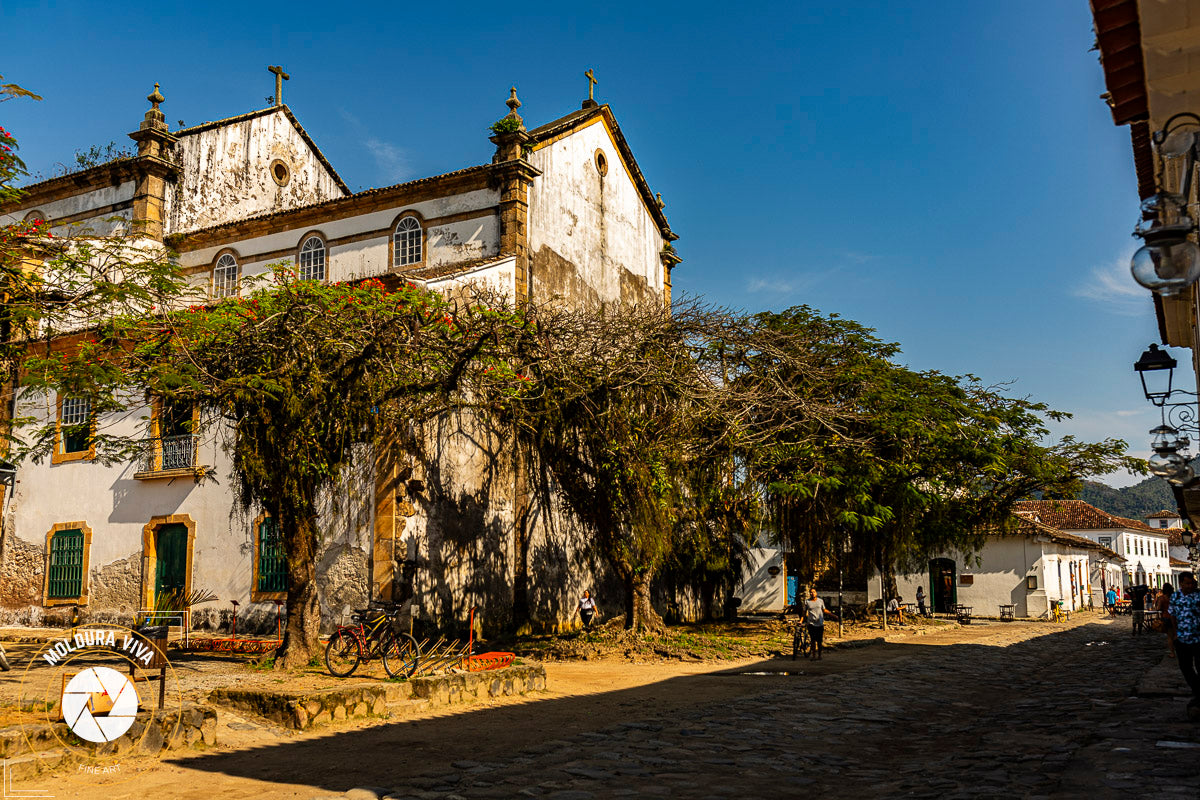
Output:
(870, 510), (1124, 619)
(1145, 509), (1184, 532)
(1015, 500), (1173, 589)
(0, 74), (679, 633)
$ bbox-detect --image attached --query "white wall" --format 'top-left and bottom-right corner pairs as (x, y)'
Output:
(528, 117), (665, 306)
(3, 389), (372, 628)
(0, 181), (135, 237)
(170, 109), (345, 233)
(178, 188), (501, 287)
(738, 547), (786, 613)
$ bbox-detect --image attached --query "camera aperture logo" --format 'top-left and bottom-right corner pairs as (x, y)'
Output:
(8, 624), (184, 788)
(59, 667), (138, 743)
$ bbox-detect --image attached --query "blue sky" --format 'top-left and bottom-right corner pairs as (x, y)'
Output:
(1, 1), (1163, 485)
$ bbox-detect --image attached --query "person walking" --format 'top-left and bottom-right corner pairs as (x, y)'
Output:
(1166, 572), (1200, 716)
(803, 588), (826, 660)
(577, 590), (598, 629)
(916, 586), (928, 618)
(1158, 584), (1177, 658)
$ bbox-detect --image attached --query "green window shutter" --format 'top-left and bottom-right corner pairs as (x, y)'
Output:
(257, 518), (287, 593)
(48, 529), (84, 599)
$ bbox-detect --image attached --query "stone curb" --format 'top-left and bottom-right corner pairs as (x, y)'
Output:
(208, 664), (547, 730)
(0, 703), (217, 778)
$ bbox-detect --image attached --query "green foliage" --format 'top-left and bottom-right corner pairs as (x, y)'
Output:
(64, 141), (134, 174)
(489, 117), (523, 135)
(1076, 469), (1192, 520)
(745, 306), (1145, 577)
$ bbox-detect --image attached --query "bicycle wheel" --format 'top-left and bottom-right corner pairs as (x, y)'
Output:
(0, 644), (10, 672)
(382, 632), (420, 679)
(324, 630), (361, 677)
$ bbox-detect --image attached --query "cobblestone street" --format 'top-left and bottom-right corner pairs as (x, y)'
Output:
(363, 619), (1196, 799)
(19, 615), (1198, 799)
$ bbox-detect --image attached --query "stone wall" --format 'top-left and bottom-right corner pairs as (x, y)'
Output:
(209, 663), (546, 730)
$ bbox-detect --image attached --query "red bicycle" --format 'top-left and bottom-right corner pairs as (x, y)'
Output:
(325, 603), (420, 679)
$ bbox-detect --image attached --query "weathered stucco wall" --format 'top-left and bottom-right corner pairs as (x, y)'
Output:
(2, 391), (372, 630)
(169, 109), (345, 233)
(177, 188), (501, 286)
(528, 118), (665, 307)
(0, 181), (135, 237)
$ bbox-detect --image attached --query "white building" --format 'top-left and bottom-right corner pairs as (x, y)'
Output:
(870, 513), (1119, 619)
(0, 77), (679, 633)
(1015, 500), (1173, 590)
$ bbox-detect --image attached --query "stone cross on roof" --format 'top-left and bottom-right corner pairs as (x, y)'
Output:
(585, 69), (598, 102)
(268, 65), (290, 107)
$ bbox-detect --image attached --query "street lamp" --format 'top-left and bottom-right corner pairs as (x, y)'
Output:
(1130, 114), (1200, 296)
(1136, 345), (1178, 406)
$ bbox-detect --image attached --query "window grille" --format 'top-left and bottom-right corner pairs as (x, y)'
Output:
(394, 217), (422, 267)
(298, 236), (326, 281)
(213, 254), (239, 299)
(48, 528), (84, 598)
(60, 397), (91, 453)
(256, 517), (287, 593)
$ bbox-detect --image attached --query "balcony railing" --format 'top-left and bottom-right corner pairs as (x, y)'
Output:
(138, 435), (199, 476)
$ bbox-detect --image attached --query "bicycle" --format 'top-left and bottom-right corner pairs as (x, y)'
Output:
(0, 640), (10, 672)
(324, 603), (420, 679)
(791, 622), (811, 660)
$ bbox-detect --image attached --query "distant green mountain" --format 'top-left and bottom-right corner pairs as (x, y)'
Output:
(1076, 474), (1177, 520)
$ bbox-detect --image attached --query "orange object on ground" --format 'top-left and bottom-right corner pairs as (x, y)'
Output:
(465, 652), (514, 671)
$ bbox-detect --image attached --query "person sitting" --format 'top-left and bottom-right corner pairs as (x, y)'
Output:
(887, 596), (905, 625)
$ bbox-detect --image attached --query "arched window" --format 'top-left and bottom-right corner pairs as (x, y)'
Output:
(298, 236), (326, 282)
(394, 216), (422, 268)
(23, 210), (47, 224)
(213, 253), (239, 299)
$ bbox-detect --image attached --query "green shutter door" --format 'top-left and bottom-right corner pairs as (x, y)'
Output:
(154, 523), (189, 600)
(257, 518), (287, 593)
(48, 529), (84, 598)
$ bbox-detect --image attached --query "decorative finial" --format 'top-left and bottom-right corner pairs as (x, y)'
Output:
(656, 192), (665, 210)
(507, 86), (521, 114)
(268, 65), (290, 107)
(147, 83), (164, 109)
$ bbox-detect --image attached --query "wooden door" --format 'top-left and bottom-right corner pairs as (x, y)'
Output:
(154, 523), (189, 601)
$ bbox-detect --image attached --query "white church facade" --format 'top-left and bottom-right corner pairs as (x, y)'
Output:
(0, 75), (679, 634)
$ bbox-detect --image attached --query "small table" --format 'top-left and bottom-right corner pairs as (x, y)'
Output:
(955, 605), (973, 624)
(999, 604), (1016, 621)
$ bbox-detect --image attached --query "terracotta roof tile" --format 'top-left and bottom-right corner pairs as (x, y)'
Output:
(1146, 509), (1180, 519)
(1013, 499), (1159, 533)
(1009, 513), (1119, 558)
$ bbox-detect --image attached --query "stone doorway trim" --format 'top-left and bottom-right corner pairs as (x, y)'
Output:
(141, 513), (196, 610)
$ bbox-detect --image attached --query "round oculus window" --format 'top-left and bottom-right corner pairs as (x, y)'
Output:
(269, 160), (291, 186)
(594, 149), (608, 177)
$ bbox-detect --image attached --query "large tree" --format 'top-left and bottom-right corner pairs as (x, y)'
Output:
(744, 306), (1144, 582)
(500, 301), (850, 631)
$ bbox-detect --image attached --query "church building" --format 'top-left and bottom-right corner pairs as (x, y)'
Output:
(0, 69), (679, 634)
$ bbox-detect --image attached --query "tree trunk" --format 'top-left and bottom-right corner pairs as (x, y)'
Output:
(276, 518), (322, 670)
(700, 578), (716, 622)
(624, 569), (664, 632)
